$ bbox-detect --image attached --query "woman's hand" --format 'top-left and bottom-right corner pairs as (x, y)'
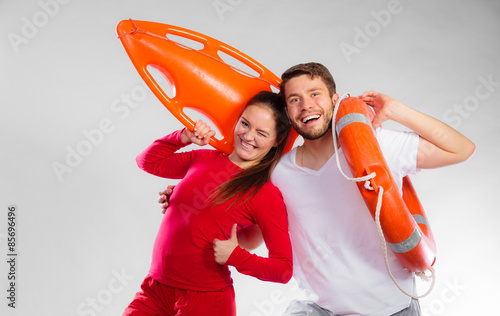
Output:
(180, 120), (216, 146)
(213, 224), (239, 265)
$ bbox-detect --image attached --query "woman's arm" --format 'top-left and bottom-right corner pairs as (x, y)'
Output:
(136, 120), (216, 178)
(213, 188), (293, 284)
(213, 224), (264, 260)
(237, 225), (264, 250)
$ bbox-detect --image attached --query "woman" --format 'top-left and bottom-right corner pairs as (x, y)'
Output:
(123, 91), (293, 316)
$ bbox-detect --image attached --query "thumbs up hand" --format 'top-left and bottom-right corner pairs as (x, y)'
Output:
(213, 223), (239, 265)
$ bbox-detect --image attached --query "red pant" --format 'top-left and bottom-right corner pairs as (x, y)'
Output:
(123, 275), (236, 316)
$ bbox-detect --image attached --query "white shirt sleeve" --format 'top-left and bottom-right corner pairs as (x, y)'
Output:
(375, 127), (420, 192)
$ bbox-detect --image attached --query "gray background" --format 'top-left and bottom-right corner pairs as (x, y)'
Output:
(1, 0), (498, 315)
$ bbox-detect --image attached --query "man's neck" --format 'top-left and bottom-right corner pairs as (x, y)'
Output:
(298, 130), (338, 171)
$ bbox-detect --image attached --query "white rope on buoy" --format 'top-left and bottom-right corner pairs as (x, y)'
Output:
(332, 93), (377, 188)
(373, 185), (436, 299)
(332, 93), (435, 299)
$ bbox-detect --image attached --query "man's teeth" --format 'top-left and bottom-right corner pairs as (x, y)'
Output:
(302, 115), (320, 123)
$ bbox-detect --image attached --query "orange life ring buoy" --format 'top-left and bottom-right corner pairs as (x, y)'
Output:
(334, 97), (436, 273)
(116, 19), (298, 154)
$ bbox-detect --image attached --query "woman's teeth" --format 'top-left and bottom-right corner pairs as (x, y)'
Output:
(241, 141), (255, 150)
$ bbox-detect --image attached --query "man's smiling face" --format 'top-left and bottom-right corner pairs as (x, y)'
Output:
(284, 74), (338, 140)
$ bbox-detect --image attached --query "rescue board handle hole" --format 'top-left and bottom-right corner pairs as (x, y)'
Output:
(166, 33), (205, 51)
(146, 65), (175, 99)
(217, 51), (260, 78)
(183, 107), (223, 141)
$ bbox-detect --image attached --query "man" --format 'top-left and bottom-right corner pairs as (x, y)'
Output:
(159, 63), (475, 315)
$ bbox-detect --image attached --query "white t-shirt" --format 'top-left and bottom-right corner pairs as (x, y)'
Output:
(271, 127), (420, 316)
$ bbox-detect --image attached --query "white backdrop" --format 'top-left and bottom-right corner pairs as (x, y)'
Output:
(1, 0), (499, 315)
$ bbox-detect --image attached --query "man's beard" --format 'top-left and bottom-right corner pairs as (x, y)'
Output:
(292, 103), (334, 140)
(295, 119), (333, 140)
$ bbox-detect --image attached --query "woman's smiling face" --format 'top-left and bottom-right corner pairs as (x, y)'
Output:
(229, 103), (278, 169)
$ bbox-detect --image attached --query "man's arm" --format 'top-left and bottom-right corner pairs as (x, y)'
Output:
(158, 185), (175, 214)
(359, 91), (476, 169)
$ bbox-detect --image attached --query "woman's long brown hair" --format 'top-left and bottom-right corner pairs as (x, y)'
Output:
(209, 91), (291, 207)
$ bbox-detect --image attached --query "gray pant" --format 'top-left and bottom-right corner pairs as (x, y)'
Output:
(282, 299), (421, 316)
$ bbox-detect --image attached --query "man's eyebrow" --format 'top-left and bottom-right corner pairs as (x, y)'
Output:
(287, 87), (323, 99)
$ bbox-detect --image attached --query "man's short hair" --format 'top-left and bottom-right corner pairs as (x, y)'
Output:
(280, 62), (337, 98)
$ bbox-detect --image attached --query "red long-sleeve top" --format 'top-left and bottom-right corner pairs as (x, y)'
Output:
(136, 129), (293, 291)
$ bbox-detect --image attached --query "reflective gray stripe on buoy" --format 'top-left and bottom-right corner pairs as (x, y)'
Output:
(388, 225), (422, 254)
(413, 214), (430, 228)
(336, 113), (371, 135)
